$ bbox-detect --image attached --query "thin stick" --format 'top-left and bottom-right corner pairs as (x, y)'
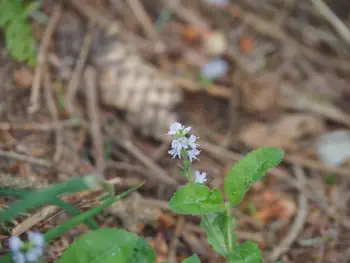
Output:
(126, 0), (160, 42)
(64, 24), (93, 113)
(0, 119), (85, 131)
(43, 69), (63, 163)
(0, 150), (52, 167)
(160, 0), (210, 30)
(227, 4), (350, 72)
(84, 67), (105, 176)
(168, 216), (184, 263)
(117, 139), (179, 187)
(29, 5), (61, 114)
(311, 0), (350, 45)
(174, 77), (232, 98)
(269, 165), (308, 262)
(284, 154), (350, 178)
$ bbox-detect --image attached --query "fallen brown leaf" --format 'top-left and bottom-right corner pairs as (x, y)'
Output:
(239, 113), (326, 150)
(14, 67), (33, 88)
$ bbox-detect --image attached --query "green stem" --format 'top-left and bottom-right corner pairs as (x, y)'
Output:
(226, 202), (233, 253)
(182, 151), (193, 182)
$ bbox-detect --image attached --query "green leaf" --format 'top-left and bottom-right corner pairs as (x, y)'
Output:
(182, 254), (201, 263)
(224, 148), (284, 206)
(168, 183), (225, 215)
(200, 212), (237, 257)
(57, 228), (155, 263)
(227, 241), (262, 263)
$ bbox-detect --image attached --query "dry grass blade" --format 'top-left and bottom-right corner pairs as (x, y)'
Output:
(269, 165), (308, 262)
(311, 0), (350, 45)
(29, 5), (62, 114)
(84, 66), (105, 176)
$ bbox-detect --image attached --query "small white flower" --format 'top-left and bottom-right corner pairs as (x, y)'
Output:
(28, 232), (44, 248)
(194, 171), (207, 184)
(187, 135), (199, 149)
(188, 148), (201, 162)
(25, 247), (43, 262)
(168, 122), (191, 136)
(9, 232), (45, 263)
(168, 137), (189, 159)
(9, 236), (24, 252)
(167, 122), (201, 162)
(25, 232), (45, 262)
(12, 252), (25, 263)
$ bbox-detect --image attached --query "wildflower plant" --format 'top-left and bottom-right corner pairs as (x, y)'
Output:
(0, 122), (284, 263)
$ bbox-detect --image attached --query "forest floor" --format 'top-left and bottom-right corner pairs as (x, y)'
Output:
(1, 0), (350, 262)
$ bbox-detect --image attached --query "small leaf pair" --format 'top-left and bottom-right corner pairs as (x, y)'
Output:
(169, 147), (284, 214)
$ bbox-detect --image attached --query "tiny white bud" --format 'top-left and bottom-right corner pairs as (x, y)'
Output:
(194, 171), (207, 184)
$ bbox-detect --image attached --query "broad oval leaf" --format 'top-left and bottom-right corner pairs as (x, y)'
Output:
(224, 148), (284, 206)
(57, 228), (155, 263)
(182, 254), (201, 263)
(200, 212), (237, 257)
(227, 241), (262, 263)
(169, 183), (225, 215)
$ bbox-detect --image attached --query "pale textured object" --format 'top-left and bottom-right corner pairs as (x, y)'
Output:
(315, 130), (350, 167)
(202, 0), (230, 7)
(56, 12), (182, 138)
(204, 31), (228, 56)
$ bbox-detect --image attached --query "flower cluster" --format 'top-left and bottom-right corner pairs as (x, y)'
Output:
(167, 122), (201, 161)
(9, 232), (45, 263)
(168, 122), (207, 184)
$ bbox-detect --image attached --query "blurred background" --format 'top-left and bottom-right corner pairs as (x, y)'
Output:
(0, 0), (350, 262)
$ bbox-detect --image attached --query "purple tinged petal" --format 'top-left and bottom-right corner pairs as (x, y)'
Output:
(9, 236), (23, 252)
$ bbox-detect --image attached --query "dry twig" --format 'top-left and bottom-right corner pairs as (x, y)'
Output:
(43, 69), (63, 163)
(84, 66), (105, 176)
(0, 119), (85, 131)
(29, 5), (62, 114)
(227, 4), (350, 72)
(64, 23), (93, 113)
(160, 0), (210, 30)
(0, 150), (52, 167)
(269, 165), (309, 262)
(119, 140), (179, 187)
(311, 0), (350, 45)
(126, 0), (161, 42)
(168, 216), (184, 263)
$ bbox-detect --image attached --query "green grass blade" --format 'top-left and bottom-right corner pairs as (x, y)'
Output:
(0, 175), (101, 224)
(44, 183), (143, 243)
(0, 188), (29, 198)
(0, 187), (99, 230)
(50, 197), (99, 230)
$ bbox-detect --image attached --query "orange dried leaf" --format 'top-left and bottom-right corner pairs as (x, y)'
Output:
(239, 36), (255, 54)
(182, 26), (204, 44)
